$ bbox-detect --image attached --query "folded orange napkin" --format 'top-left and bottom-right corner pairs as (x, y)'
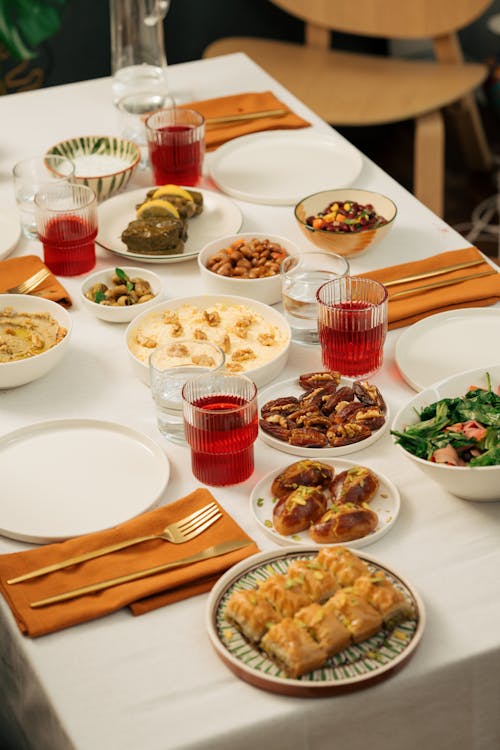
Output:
(0, 488), (258, 637)
(359, 246), (500, 330)
(0, 254), (72, 307)
(182, 90), (311, 151)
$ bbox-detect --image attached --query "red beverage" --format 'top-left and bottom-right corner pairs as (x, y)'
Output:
(184, 394), (258, 486)
(318, 301), (386, 377)
(148, 124), (203, 186)
(40, 215), (97, 276)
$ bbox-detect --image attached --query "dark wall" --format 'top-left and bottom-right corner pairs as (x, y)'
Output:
(39, 0), (385, 89)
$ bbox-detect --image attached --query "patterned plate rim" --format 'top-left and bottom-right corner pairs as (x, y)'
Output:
(206, 547), (425, 697)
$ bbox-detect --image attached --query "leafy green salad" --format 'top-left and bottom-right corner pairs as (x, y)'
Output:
(391, 373), (500, 467)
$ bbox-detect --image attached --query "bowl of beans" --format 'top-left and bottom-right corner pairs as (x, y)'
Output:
(197, 233), (301, 305)
(294, 189), (397, 258)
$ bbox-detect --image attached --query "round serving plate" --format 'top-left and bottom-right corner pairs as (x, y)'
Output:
(250, 458), (400, 549)
(258, 375), (389, 457)
(0, 419), (170, 543)
(207, 547), (425, 697)
(96, 186), (242, 264)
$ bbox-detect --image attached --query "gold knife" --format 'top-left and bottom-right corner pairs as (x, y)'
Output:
(205, 108), (288, 126)
(29, 539), (253, 608)
(382, 258), (486, 288)
(389, 269), (496, 300)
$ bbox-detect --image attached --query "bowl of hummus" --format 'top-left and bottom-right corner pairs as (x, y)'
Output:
(125, 294), (291, 388)
(0, 295), (72, 388)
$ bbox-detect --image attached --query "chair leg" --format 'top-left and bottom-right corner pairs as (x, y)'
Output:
(414, 110), (445, 217)
(447, 93), (492, 172)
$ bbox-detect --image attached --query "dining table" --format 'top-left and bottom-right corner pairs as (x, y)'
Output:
(1, 52), (500, 750)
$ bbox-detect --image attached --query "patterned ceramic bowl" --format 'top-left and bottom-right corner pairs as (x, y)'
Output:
(294, 189), (397, 258)
(46, 136), (141, 202)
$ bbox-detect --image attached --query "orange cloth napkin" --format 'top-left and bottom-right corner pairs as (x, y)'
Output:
(0, 254), (72, 307)
(182, 90), (311, 151)
(0, 488), (258, 637)
(359, 246), (500, 330)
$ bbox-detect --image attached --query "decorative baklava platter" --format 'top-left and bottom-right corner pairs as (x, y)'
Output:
(250, 459), (400, 549)
(206, 547), (425, 697)
(96, 186), (242, 264)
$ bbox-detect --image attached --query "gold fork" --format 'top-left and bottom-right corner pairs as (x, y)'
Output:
(5, 268), (50, 295)
(7, 501), (222, 584)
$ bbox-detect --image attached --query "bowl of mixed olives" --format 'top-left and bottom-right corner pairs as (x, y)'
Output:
(80, 266), (163, 323)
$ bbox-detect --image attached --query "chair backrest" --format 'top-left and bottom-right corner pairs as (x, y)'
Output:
(271, 0), (492, 39)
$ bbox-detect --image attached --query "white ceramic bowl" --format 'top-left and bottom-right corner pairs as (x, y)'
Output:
(197, 233), (301, 306)
(81, 266), (163, 323)
(295, 188), (397, 258)
(0, 294), (72, 389)
(391, 365), (500, 502)
(46, 136), (140, 201)
(125, 294), (291, 387)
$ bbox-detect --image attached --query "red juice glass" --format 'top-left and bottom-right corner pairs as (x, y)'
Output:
(34, 184), (97, 276)
(182, 373), (258, 487)
(316, 276), (388, 377)
(145, 107), (205, 186)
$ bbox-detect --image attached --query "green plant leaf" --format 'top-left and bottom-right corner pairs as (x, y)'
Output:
(0, 0), (73, 60)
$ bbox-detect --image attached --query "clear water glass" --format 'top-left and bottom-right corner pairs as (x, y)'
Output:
(149, 340), (225, 445)
(281, 251), (350, 346)
(13, 155), (75, 240)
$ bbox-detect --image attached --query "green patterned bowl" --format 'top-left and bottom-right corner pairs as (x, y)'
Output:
(46, 136), (141, 202)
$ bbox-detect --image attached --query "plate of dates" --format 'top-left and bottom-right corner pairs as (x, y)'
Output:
(250, 458), (400, 549)
(258, 371), (389, 457)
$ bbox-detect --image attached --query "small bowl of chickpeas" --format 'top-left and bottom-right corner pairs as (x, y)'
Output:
(80, 266), (163, 323)
(197, 233), (301, 305)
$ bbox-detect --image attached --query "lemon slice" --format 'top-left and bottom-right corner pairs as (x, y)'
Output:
(136, 199), (180, 219)
(153, 185), (194, 202)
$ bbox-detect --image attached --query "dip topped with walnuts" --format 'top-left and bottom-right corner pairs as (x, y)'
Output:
(128, 302), (289, 374)
(0, 307), (67, 363)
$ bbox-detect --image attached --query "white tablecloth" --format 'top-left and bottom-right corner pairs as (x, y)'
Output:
(1, 54), (499, 750)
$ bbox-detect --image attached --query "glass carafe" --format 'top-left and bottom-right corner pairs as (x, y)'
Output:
(110, 0), (170, 107)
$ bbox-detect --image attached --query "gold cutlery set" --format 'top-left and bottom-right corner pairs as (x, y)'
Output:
(7, 502), (251, 609)
(382, 257), (497, 299)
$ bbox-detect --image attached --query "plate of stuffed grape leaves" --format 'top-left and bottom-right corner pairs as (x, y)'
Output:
(250, 458), (400, 548)
(96, 185), (242, 264)
(207, 546), (425, 696)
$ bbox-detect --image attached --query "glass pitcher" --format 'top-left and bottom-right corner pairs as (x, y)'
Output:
(110, 0), (170, 106)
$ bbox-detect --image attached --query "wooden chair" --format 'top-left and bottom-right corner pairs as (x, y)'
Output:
(204, 0), (493, 217)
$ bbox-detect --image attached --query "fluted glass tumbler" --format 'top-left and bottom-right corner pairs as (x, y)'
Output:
(145, 107), (205, 186)
(34, 184), (97, 276)
(182, 373), (258, 487)
(317, 276), (388, 377)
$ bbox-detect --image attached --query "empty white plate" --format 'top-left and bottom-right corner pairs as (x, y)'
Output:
(0, 419), (170, 544)
(395, 308), (500, 391)
(209, 131), (363, 205)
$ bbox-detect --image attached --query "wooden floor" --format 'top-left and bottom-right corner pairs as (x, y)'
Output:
(337, 103), (500, 262)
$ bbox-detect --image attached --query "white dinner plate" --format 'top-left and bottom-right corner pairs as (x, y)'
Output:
(96, 186), (242, 264)
(209, 131), (363, 205)
(207, 547), (425, 696)
(0, 208), (21, 260)
(250, 459), (400, 549)
(395, 308), (500, 391)
(258, 376), (389, 456)
(0, 419), (170, 544)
